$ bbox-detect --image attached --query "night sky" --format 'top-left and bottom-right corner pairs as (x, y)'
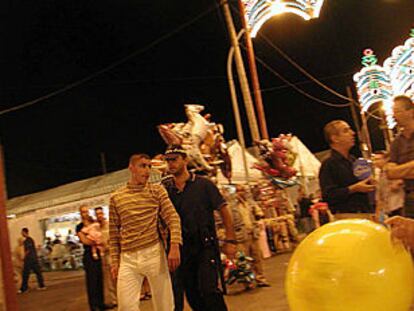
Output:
(3, 0), (413, 198)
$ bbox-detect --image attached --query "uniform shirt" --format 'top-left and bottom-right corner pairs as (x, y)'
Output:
(109, 183), (182, 266)
(319, 149), (370, 213)
(390, 132), (414, 192)
(162, 173), (226, 254)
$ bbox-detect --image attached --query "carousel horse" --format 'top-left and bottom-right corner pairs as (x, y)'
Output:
(158, 105), (232, 178)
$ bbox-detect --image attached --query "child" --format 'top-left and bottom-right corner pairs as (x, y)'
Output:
(81, 222), (104, 260)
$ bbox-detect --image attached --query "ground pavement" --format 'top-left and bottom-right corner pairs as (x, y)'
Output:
(16, 252), (414, 311)
(17, 253), (291, 311)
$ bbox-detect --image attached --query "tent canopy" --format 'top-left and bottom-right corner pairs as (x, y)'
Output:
(217, 140), (262, 184)
(290, 136), (321, 178)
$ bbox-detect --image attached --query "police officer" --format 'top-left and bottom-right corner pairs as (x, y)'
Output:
(162, 145), (236, 311)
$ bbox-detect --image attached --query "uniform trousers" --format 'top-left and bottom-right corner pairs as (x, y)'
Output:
(172, 245), (227, 311)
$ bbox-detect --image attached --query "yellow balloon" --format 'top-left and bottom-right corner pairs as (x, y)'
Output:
(286, 219), (414, 311)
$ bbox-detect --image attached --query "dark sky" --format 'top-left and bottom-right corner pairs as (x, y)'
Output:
(3, 0), (414, 197)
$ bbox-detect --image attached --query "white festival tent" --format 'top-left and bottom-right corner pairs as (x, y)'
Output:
(290, 136), (321, 178)
(217, 138), (321, 190)
(289, 136), (321, 195)
(6, 137), (320, 249)
(216, 140), (263, 184)
(6, 169), (130, 250)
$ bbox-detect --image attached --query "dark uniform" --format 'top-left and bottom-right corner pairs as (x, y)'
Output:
(162, 173), (227, 311)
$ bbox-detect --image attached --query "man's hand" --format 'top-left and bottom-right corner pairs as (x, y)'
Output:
(349, 178), (376, 193)
(111, 264), (119, 281)
(223, 242), (237, 260)
(168, 243), (181, 272)
(385, 216), (414, 249)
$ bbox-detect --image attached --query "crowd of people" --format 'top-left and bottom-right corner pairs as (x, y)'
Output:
(13, 95), (414, 311)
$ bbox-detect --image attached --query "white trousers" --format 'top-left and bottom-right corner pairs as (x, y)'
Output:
(117, 243), (174, 311)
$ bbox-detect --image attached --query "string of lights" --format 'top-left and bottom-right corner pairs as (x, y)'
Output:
(0, 3), (219, 117)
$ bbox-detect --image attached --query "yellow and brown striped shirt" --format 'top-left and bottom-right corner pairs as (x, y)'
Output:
(109, 182), (182, 266)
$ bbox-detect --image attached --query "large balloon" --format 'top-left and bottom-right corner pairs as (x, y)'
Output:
(286, 219), (414, 311)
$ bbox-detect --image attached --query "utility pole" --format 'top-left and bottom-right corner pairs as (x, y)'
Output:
(237, 0), (269, 140)
(378, 104), (392, 151)
(0, 144), (19, 311)
(100, 152), (107, 174)
(227, 29), (250, 184)
(347, 86), (371, 158)
(220, 0), (261, 143)
(347, 87), (361, 141)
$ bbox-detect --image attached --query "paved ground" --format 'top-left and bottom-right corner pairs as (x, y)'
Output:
(16, 251), (414, 311)
(17, 253), (292, 311)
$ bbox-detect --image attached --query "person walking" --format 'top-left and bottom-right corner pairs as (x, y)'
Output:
(109, 153), (182, 311)
(162, 145), (236, 311)
(18, 228), (46, 293)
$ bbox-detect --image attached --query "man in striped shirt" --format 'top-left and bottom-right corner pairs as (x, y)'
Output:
(109, 153), (182, 311)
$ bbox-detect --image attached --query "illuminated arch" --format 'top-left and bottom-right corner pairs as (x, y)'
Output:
(384, 29), (414, 96)
(353, 49), (395, 129)
(242, 0), (325, 37)
(354, 30), (414, 131)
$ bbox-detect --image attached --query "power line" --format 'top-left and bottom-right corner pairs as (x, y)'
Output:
(365, 107), (383, 121)
(251, 52), (351, 108)
(0, 3), (219, 117)
(4, 75), (228, 91)
(261, 72), (354, 93)
(257, 33), (354, 102)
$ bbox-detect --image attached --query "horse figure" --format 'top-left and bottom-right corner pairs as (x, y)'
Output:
(158, 105), (232, 181)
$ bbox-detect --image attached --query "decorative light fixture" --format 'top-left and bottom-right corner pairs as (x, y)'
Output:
(353, 49), (395, 128)
(354, 29), (414, 130)
(242, 0), (325, 37)
(384, 29), (414, 97)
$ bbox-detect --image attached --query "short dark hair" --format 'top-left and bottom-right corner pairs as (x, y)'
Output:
(323, 120), (344, 144)
(394, 95), (413, 110)
(22, 228), (29, 234)
(94, 206), (103, 213)
(129, 153), (151, 166)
